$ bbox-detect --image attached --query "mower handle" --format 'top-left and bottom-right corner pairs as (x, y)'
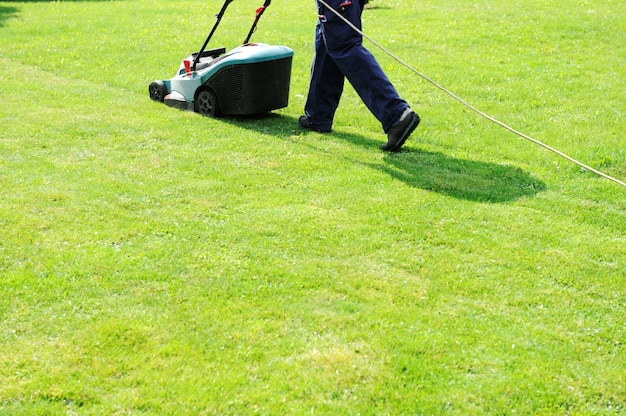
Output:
(243, 0), (272, 45)
(193, 0), (235, 71)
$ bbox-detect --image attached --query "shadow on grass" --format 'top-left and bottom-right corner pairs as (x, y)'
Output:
(375, 151), (546, 202)
(364, 5), (392, 10)
(1, 0), (109, 28)
(1, 0), (109, 1)
(223, 113), (546, 203)
(0, 5), (18, 27)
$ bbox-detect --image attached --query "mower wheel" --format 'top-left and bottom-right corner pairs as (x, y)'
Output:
(195, 88), (220, 117)
(149, 81), (168, 102)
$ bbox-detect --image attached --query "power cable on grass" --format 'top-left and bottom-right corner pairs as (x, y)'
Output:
(317, 0), (626, 189)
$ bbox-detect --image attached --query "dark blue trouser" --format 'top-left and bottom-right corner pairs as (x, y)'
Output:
(304, 0), (408, 133)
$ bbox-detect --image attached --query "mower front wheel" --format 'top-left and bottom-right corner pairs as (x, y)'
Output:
(149, 81), (168, 102)
(195, 88), (220, 117)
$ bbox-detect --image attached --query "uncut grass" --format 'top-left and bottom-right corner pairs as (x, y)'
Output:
(1, 0), (625, 414)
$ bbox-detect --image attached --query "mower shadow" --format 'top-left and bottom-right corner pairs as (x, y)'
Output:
(222, 113), (546, 203)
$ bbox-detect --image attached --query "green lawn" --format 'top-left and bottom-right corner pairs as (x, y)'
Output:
(1, 0), (625, 414)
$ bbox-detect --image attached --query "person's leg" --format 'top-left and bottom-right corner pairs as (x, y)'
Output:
(319, 0), (409, 133)
(303, 22), (345, 132)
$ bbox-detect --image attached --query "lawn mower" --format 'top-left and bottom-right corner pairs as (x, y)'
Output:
(148, 0), (293, 117)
